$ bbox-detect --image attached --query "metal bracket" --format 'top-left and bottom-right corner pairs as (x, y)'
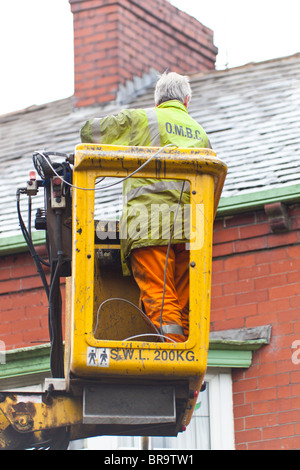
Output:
(265, 202), (290, 232)
(83, 383), (176, 425)
(43, 378), (68, 393)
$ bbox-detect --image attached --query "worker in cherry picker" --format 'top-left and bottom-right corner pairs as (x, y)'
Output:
(80, 71), (211, 342)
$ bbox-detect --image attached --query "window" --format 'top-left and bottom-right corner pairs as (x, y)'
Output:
(206, 370), (235, 450)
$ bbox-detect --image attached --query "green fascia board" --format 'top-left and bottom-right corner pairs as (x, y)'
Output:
(206, 338), (269, 368)
(0, 231), (46, 256)
(217, 183), (300, 216)
(0, 343), (51, 389)
(207, 349), (252, 368)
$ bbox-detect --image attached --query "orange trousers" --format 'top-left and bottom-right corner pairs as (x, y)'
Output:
(130, 244), (189, 342)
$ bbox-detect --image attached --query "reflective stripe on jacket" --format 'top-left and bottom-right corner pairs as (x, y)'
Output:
(80, 100), (211, 264)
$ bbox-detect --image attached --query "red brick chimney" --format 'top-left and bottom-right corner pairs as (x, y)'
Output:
(69, 0), (218, 107)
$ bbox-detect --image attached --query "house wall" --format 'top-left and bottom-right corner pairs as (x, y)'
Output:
(1, 203), (299, 449)
(211, 203), (300, 450)
(0, 246), (61, 349)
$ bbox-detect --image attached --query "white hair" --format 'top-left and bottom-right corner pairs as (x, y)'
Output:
(154, 72), (192, 106)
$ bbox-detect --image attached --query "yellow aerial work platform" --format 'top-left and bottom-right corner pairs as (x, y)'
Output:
(0, 145), (227, 449)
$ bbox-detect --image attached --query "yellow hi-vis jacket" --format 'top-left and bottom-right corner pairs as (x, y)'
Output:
(80, 100), (211, 268)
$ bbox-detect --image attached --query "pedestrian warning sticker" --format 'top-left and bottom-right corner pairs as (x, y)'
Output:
(87, 347), (109, 368)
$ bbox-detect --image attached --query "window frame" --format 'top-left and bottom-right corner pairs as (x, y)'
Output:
(205, 368), (235, 450)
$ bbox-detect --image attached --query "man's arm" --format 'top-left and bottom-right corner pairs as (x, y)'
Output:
(80, 110), (134, 145)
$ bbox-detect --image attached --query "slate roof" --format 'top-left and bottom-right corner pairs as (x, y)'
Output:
(1, 53), (300, 244)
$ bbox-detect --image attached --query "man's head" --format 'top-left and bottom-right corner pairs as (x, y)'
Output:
(154, 72), (192, 107)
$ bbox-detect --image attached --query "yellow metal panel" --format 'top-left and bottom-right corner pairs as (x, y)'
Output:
(68, 145), (227, 392)
(0, 392), (82, 432)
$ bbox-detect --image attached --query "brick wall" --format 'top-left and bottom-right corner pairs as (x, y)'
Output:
(69, 0), (217, 107)
(0, 203), (299, 449)
(211, 203), (300, 450)
(0, 246), (65, 349)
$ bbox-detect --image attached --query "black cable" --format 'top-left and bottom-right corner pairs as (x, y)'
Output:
(17, 188), (65, 378)
(48, 210), (65, 378)
(38, 256), (50, 268)
(48, 256), (64, 378)
(16, 172), (69, 447)
(28, 195), (32, 237)
(16, 189), (49, 299)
